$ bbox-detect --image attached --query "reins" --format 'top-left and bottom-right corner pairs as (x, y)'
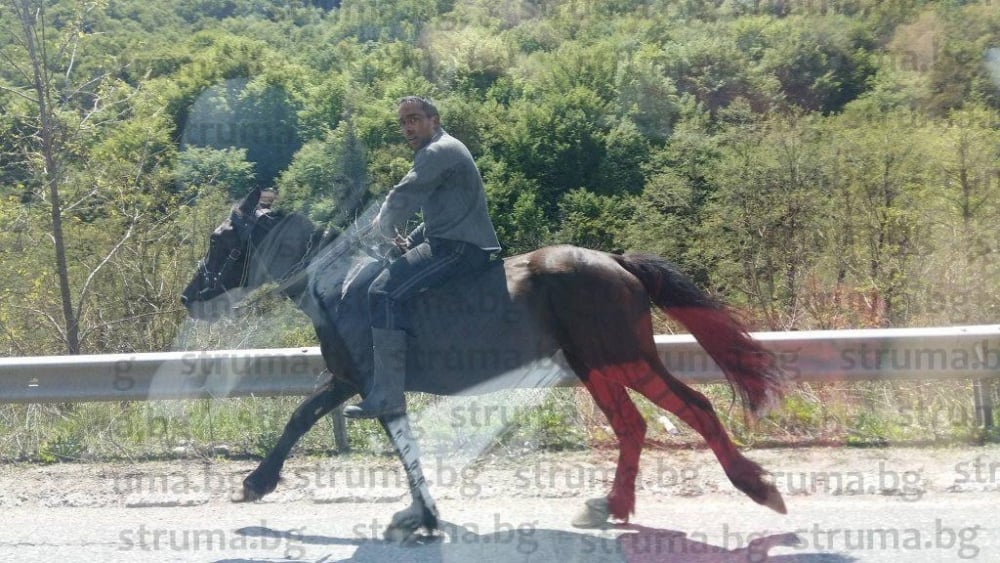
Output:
(226, 208), (389, 312)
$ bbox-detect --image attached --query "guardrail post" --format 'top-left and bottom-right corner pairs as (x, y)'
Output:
(332, 406), (350, 452)
(974, 379), (995, 429)
(973, 341), (996, 429)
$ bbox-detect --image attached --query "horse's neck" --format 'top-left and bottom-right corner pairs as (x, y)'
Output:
(265, 213), (383, 324)
(288, 230), (372, 336)
(282, 229), (325, 293)
(258, 214), (324, 305)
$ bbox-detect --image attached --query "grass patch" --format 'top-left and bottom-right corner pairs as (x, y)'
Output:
(0, 380), (996, 463)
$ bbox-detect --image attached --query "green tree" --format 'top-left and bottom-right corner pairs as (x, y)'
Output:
(916, 104), (1000, 324)
(595, 119), (651, 195)
(613, 42), (680, 140)
(0, 0), (119, 353)
(556, 188), (632, 252)
(278, 117), (369, 226)
(498, 87), (609, 215)
(757, 15), (876, 113)
(820, 106), (935, 325)
(179, 74), (302, 187)
(0, 0), (208, 356)
(695, 109), (828, 327)
(483, 162), (550, 255)
(661, 27), (772, 113)
(924, 4), (1000, 114)
(331, 0), (440, 43)
(175, 146), (257, 199)
(424, 24), (512, 94)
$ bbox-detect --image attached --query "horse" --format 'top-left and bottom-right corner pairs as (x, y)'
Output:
(181, 188), (788, 541)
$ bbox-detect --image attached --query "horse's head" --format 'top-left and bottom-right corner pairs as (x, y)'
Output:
(181, 188), (316, 321)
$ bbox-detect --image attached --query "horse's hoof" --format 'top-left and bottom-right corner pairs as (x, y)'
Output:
(572, 497), (611, 529)
(385, 506), (425, 544)
(761, 486), (787, 514)
(229, 478), (274, 502)
(384, 525), (420, 544)
(231, 485), (263, 503)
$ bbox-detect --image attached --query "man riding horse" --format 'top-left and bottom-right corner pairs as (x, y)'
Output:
(344, 96), (502, 419)
(181, 98), (787, 537)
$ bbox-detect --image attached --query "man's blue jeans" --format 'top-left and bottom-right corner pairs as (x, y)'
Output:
(368, 237), (493, 331)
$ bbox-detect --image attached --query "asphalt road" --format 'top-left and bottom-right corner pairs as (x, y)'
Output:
(1, 446), (998, 562)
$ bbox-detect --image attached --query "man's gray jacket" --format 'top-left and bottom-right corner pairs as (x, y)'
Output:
(375, 129), (501, 251)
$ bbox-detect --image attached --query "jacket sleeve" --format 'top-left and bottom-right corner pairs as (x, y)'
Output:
(374, 145), (448, 238)
(406, 223), (426, 247)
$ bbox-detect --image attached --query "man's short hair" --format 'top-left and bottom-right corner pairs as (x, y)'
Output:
(398, 96), (439, 119)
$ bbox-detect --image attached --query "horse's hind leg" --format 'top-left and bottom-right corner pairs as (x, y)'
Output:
(577, 352), (785, 517)
(235, 375), (357, 502)
(571, 370), (646, 527)
(556, 288), (784, 515)
(379, 414), (440, 543)
(623, 344), (786, 514)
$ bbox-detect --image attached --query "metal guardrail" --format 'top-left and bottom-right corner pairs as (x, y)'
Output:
(655, 324), (1000, 382)
(0, 347), (328, 404)
(1, 325), (998, 403)
(655, 324), (1000, 428)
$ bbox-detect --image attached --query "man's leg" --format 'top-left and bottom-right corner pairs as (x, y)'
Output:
(344, 239), (491, 418)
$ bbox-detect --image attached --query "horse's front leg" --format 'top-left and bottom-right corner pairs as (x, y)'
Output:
(573, 373), (646, 528)
(379, 414), (440, 543)
(234, 375), (358, 502)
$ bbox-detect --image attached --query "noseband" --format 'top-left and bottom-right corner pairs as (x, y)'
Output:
(196, 246), (245, 298)
(197, 210), (275, 297)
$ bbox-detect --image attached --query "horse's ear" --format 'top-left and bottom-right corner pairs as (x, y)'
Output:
(238, 188), (262, 216)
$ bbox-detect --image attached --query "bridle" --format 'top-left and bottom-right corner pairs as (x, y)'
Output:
(195, 209), (271, 299)
(200, 207), (331, 307)
(196, 245), (245, 298)
(195, 204), (387, 305)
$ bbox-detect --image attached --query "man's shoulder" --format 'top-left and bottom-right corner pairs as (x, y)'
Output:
(431, 130), (468, 149)
(422, 131), (472, 161)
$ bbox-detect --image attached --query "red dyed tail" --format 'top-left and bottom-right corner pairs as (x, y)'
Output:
(613, 253), (785, 416)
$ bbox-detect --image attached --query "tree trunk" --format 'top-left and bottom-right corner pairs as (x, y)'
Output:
(17, 0), (80, 354)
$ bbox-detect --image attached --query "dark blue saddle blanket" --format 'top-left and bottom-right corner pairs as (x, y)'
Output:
(307, 252), (566, 394)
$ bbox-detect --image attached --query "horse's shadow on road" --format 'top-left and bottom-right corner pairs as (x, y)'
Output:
(217, 521), (855, 563)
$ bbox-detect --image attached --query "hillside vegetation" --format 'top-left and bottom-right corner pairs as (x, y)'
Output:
(1, 0), (999, 458)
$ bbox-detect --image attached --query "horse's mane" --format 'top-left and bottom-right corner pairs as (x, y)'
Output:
(236, 207), (322, 293)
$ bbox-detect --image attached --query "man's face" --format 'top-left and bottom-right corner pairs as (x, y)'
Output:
(398, 101), (438, 150)
(258, 189), (277, 208)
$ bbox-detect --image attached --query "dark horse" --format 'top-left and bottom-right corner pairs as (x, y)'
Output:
(181, 188), (788, 540)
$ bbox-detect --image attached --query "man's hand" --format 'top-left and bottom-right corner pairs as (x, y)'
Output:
(377, 234), (407, 260)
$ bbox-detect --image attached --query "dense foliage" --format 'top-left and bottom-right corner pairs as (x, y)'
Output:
(1, 0), (999, 360)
